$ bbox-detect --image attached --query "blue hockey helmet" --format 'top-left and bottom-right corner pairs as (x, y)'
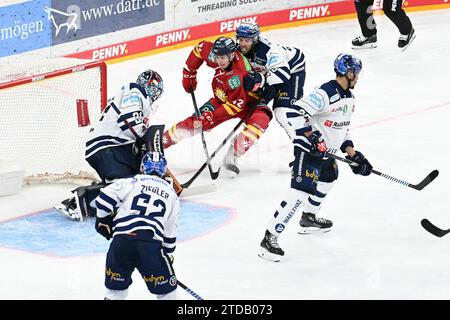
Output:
(136, 69), (164, 102)
(334, 53), (362, 77)
(212, 37), (236, 56)
(236, 22), (260, 42)
(140, 151), (167, 177)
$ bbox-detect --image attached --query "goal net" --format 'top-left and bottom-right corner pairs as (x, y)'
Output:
(0, 58), (107, 185)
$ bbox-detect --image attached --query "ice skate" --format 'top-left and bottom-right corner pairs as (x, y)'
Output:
(351, 34), (377, 49)
(298, 212), (332, 234)
(398, 28), (416, 51)
(222, 146), (240, 178)
(258, 230), (285, 262)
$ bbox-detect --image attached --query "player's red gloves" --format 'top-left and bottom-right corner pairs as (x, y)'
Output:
(182, 68), (197, 93)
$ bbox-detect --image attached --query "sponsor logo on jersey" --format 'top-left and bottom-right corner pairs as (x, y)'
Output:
(122, 94), (140, 105)
(267, 54), (281, 67)
(305, 169), (319, 182)
(105, 268), (124, 281)
(143, 274), (165, 287)
(324, 120), (334, 127)
(156, 28), (190, 47)
(324, 120), (350, 129)
(228, 76), (241, 90)
(275, 223), (285, 233)
(330, 93), (340, 103)
(308, 92), (324, 109)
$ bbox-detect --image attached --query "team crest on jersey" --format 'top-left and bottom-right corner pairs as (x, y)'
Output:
(215, 88), (227, 102)
(228, 76), (241, 90)
(275, 223), (285, 233)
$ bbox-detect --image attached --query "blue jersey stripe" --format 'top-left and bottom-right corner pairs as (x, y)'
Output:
(86, 135), (128, 148)
(164, 236), (176, 244)
(110, 102), (120, 114)
(119, 120), (138, 132)
(113, 220), (165, 238)
(99, 192), (117, 208)
(114, 215), (164, 231)
(95, 200), (111, 213)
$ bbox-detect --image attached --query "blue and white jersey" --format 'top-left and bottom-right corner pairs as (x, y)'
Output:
(249, 36), (305, 86)
(290, 80), (355, 155)
(85, 83), (154, 159)
(94, 174), (179, 254)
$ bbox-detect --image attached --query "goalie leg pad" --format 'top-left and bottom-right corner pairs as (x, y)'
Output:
(73, 183), (108, 218)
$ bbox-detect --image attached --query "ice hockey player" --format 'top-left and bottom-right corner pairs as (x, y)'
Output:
(351, 0), (415, 50)
(55, 70), (165, 221)
(234, 22), (307, 139)
(94, 151), (180, 300)
(163, 36), (272, 177)
(258, 53), (373, 262)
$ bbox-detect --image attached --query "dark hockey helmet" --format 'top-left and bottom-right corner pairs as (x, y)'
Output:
(212, 37), (236, 56)
(136, 69), (164, 102)
(236, 22), (260, 42)
(334, 53), (362, 76)
(141, 151), (167, 177)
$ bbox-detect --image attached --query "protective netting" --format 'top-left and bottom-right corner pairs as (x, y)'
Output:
(0, 58), (106, 183)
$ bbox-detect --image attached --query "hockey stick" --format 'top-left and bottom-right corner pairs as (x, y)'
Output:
(190, 91), (220, 180)
(177, 280), (204, 300)
(181, 103), (258, 189)
(421, 219), (450, 238)
(326, 153), (439, 191)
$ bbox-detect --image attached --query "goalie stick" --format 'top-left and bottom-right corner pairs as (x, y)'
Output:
(190, 91), (220, 180)
(326, 153), (439, 191)
(421, 219), (450, 238)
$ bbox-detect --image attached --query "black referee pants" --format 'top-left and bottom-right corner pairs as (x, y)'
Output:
(354, 0), (413, 37)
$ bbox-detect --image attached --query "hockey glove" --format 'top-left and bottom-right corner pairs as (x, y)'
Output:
(346, 151), (372, 176)
(307, 130), (328, 159)
(182, 68), (197, 93)
(243, 72), (265, 92)
(95, 215), (114, 240)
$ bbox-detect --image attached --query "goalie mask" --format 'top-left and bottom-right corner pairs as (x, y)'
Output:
(136, 69), (164, 103)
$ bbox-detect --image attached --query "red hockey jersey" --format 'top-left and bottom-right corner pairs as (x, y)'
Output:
(185, 41), (259, 116)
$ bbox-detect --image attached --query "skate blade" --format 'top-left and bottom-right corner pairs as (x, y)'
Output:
(298, 227), (331, 234)
(258, 247), (282, 262)
(400, 34), (416, 52)
(352, 43), (377, 50)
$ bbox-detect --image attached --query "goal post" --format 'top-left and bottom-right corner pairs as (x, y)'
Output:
(0, 58), (107, 193)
